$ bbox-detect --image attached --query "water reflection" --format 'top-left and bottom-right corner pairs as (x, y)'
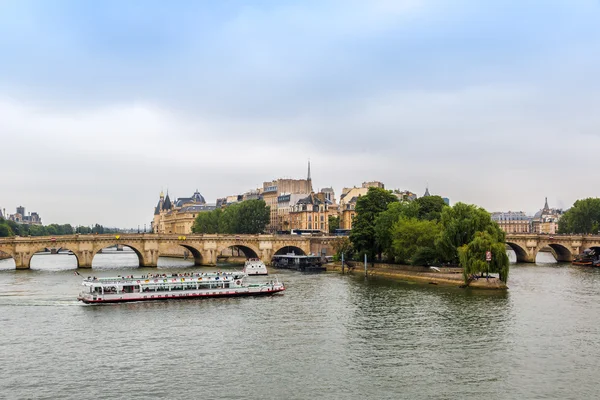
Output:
(2, 251), (600, 399)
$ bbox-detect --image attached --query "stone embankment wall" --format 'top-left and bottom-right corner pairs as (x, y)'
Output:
(326, 262), (507, 290)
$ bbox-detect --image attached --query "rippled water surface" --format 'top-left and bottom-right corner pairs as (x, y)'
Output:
(1, 251), (599, 400)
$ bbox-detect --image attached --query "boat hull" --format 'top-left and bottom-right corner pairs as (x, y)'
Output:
(78, 286), (285, 304)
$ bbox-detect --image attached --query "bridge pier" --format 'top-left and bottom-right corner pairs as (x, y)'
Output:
(75, 250), (93, 268)
(201, 250), (217, 266)
(522, 252), (537, 263)
(141, 249), (159, 268)
(14, 252), (32, 270)
(260, 249), (273, 266)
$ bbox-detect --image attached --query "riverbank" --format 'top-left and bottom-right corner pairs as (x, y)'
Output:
(326, 262), (508, 289)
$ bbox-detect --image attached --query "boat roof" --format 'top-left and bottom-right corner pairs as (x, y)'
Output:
(272, 254), (321, 259)
(83, 271), (245, 285)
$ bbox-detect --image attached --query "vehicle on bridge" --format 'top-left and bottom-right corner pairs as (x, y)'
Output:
(77, 271), (284, 304)
(290, 229), (324, 236)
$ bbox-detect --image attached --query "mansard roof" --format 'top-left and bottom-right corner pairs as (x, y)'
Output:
(175, 190), (206, 207)
(296, 193), (332, 206)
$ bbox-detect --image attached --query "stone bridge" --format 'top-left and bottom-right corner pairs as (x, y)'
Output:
(505, 233), (600, 263)
(0, 234), (336, 269)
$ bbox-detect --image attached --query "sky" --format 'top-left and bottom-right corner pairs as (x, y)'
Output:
(1, 0), (600, 228)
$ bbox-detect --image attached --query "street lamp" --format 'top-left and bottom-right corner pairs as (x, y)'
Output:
(144, 223), (146, 233)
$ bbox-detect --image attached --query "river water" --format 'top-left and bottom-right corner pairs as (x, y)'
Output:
(0, 250), (599, 400)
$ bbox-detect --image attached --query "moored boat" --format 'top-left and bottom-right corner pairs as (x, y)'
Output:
(77, 271), (284, 304)
(271, 254), (326, 272)
(243, 258), (268, 275)
(572, 248), (600, 267)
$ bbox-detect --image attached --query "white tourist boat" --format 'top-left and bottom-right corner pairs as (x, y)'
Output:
(243, 258), (268, 275)
(77, 271), (284, 304)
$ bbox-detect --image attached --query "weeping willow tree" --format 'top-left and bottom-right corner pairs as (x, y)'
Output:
(458, 231), (510, 285)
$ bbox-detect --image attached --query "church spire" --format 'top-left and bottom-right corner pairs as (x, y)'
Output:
(544, 197), (549, 210)
(307, 160), (313, 193)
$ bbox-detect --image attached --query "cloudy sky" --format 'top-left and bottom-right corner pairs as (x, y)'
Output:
(1, 0), (599, 228)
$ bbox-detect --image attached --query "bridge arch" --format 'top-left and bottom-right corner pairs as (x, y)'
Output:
(25, 244), (80, 269)
(506, 242), (529, 263)
(216, 244), (260, 260)
(273, 245), (307, 256)
(169, 244), (203, 266)
(92, 243), (145, 267)
(546, 243), (572, 262)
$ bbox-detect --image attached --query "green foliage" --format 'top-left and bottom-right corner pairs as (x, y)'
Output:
(328, 215), (340, 233)
(374, 201), (419, 261)
(0, 220), (112, 236)
(414, 195), (448, 221)
(349, 187), (398, 261)
(391, 217), (441, 265)
(0, 221), (13, 237)
(331, 236), (354, 260)
(192, 200), (270, 234)
(410, 247), (440, 267)
(234, 200), (270, 234)
(6, 220), (24, 236)
(435, 202), (505, 263)
(192, 208), (223, 234)
(558, 198), (600, 234)
(458, 231), (510, 284)
(76, 226), (92, 234)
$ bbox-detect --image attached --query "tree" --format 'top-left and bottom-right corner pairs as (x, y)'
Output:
(191, 200), (270, 235)
(192, 209), (223, 234)
(349, 187), (398, 263)
(28, 225), (48, 236)
(374, 201), (419, 261)
(46, 224), (59, 235)
(331, 236), (354, 261)
(414, 195), (448, 221)
(0, 223), (12, 237)
(435, 202), (505, 264)
(328, 215), (340, 234)
(235, 200), (270, 234)
(458, 231), (510, 284)
(558, 198), (600, 234)
(391, 217), (441, 265)
(6, 220), (24, 236)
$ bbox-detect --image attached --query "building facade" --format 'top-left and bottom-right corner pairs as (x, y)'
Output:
(7, 206), (42, 225)
(491, 211), (532, 233)
(531, 198), (563, 234)
(288, 192), (334, 232)
(262, 163), (313, 232)
(338, 181), (385, 230)
(152, 190), (216, 234)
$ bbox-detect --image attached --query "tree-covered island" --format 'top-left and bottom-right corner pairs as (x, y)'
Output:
(343, 187), (509, 286)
